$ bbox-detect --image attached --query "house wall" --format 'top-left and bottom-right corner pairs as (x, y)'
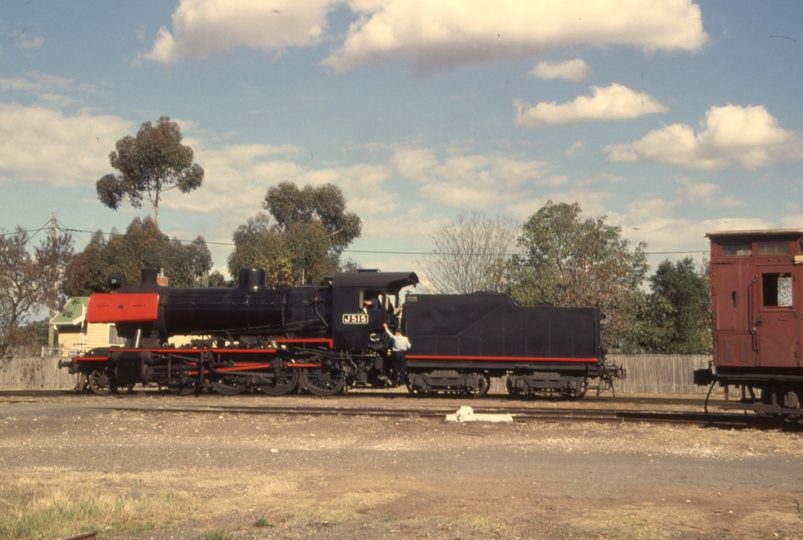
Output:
(87, 322), (112, 350)
(57, 327), (86, 356)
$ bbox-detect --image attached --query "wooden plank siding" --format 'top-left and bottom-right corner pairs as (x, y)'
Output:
(0, 356), (77, 390)
(608, 354), (713, 395)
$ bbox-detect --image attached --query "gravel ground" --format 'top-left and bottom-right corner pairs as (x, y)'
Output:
(1, 392), (803, 539)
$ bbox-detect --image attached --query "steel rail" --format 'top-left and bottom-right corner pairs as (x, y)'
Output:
(96, 403), (794, 429)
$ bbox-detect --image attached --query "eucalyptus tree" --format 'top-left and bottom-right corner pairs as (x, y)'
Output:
(96, 116), (203, 226)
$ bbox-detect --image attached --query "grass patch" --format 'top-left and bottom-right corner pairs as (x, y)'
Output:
(795, 499), (803, 521)
(252, 517), (275, 528)
(198, 531), (232, 540)
(0, 477), (193, 540)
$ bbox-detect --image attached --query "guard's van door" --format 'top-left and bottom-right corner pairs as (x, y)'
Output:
(754, 265), (800, 368)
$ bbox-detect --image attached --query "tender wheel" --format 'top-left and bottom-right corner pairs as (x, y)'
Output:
(468, 373), (490, 398)
(256, 369), (300, 396)
(88, 369), (113, 395)
(506, 376), (522, 397)
(405, 375), (418, 395)
(405, 373), (429, 396)
(302, 366), (345, 396)
(212, 375), (249, 396)
(575, 378), (589, 400)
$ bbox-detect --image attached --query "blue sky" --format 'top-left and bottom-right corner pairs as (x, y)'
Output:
(2, 0), (803, 280)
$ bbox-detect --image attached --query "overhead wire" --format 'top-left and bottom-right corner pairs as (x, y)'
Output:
(3, 220), (709, 257)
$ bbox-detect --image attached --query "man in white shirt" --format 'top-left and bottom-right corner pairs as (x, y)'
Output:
(383, 323), (411, 387)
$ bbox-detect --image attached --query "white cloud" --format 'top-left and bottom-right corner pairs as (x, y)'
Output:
(574, 172), (625, 188)
(514, 83), (668, 127)
(0, 102), (132, 187)
(625, 178), (744, 225)
(15, 35), (45, 50)
(386, 146), (550, 209)
(531, 59), (590, 82)
(611, 178), (752, 263)
(503, 187), (615, 222)
(38, 93), (81, 107)
(781, 215), (803, 229)
(144, 0), (339, 64)
(161, 142), (396, 238)
(325, 0), (707, 74)
(674, 177), (744, 208)
(390, 147), (438, 181)
(605, 104), (803, 170)
(565, 141), (584, 156)
(0, 77), (40, 93)
(0, 72), (96, 95)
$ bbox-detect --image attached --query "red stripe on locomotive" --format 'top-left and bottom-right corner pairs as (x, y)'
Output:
(407, 354), (599, 363)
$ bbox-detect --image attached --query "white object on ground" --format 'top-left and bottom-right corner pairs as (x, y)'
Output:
(444, 406), (513, 423)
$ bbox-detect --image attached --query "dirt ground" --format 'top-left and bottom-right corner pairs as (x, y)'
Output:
(1, 392), (802, 539)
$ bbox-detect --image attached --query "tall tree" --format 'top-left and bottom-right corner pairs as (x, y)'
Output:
(0, 227), (73, 359)
(96, 116), (204, 226)
(264, 182), (361, 255)
(417, 210), (519, 294)
(63, 217), (214, 295)
(227, 213), (293, 283)
(632, 258), (711, 354)
(508, 201), (648, 350)
(229, 182), (361, 285)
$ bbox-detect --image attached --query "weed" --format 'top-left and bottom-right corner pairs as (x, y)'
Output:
(0, 478), (191, 540)
(794, 499), (803, 521)
(199, 530), (232, 540)
(253, 517), (275, 528)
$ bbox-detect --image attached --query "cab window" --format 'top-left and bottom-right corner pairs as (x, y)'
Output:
(361, 291), (383, 311)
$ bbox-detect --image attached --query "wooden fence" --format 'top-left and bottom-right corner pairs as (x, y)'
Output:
(0, 356), (77, 390)
(1, 354), (715, 395)
(608, 354), (712, 395)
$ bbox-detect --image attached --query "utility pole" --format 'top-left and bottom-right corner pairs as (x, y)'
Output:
(47, 212), (56, 355)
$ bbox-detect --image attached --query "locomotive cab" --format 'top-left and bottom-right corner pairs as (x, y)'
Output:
(331, 271), (418, 350)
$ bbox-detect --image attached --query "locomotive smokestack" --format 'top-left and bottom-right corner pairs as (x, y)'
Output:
(238, 268), (267, 290)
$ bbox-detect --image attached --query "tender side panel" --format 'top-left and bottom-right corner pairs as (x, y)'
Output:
(405, 294), (600, 361)
(86, 293), (160, 323)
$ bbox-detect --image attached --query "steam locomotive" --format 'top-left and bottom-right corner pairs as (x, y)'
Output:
(63, 267), (623, 397)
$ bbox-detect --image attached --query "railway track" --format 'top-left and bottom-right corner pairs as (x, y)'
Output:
(0, 389), (715, 406)
(1, 390), (797, 429)
(98, 402), (796, 430)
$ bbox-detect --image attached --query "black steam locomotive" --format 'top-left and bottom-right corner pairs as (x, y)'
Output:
(63, 268), (623, 397)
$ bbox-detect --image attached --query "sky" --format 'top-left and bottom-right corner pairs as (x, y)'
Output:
(2, 0), (803, 281)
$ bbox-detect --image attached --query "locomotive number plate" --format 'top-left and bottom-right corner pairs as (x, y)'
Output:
(342, 313), (369, 324)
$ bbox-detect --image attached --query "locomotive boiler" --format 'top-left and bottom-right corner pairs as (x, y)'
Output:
(63, 267), (623, 398)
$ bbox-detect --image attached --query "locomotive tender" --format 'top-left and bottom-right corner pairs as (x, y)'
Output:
(63, 267), (623, 397)
(696, 229), (803, 413)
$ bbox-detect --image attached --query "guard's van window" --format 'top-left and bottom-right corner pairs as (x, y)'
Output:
(762, 273), (792, 307)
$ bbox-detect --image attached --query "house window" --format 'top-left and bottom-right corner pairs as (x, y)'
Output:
(762, 273), (793, 307)
(108, 324), (127, 345)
